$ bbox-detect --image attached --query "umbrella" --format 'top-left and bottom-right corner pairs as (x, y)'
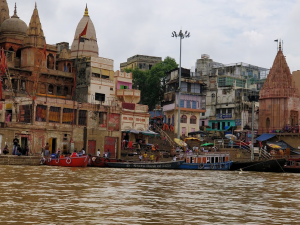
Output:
(174, 138), (187, 147)
(184, 137), (200, 142)
(268, 144), (281, 149)
(200, 143), (214, 147)
(225, 134), (237, 141)
(142, 130), (160, 137)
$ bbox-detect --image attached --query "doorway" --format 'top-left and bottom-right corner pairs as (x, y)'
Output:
(49, 138), (57, 154)
(21, 137), (28, 149)
(88, 140), (96, 155)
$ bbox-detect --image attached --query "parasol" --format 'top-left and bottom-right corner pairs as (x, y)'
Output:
(225, 134), (237, 141)
(200, 143), (214, 147)
(268, 144), (281, 149)
(184, 137), (200, 142)
(174, 138), (187, 147)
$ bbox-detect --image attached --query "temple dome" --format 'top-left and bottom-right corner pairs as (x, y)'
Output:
(70, 5), (98, 58)
(1, 3), (27, 35)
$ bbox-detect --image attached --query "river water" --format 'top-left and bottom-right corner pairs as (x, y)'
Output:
(0, 166), (299, 225)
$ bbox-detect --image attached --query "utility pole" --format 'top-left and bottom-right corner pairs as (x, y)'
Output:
(171, 30), (190, 139)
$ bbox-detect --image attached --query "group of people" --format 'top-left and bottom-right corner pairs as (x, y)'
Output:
(139, 151), (162, 162)
(0, 135), (29, 156)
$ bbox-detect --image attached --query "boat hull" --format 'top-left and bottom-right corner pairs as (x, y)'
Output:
(230, 158), (286, 173)
(89, 156), (123, 167)
(283, 167), (300, 173)
(44, 156), (89, 167)
(179, 161), (233, 170)
(106, 161), (183, 169)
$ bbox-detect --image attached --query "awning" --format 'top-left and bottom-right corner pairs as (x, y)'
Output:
(121, 129), (140, 134)
(141, 130), (160, 137)
(256, 133), (276, 141)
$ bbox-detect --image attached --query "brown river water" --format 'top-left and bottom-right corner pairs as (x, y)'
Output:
(0, 166), (299, 225)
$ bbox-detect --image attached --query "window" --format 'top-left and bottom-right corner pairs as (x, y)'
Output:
(180, 100), (184, 107)
(190, 116), (197, 124)
(192, 101), (197, 109)
(62, 108), (76, 125)
(36, 105), (46, 122)
(227, 122), (230, 126)
(222, 122), (225, 130)
(202, 121), (205, 126)
(217, 122), (220, 130)
(64, 86), (69, 96)
(212, 123), (215, 129)
(57, 86), (62, 96)
(212, 93), (215, 98)
(110, 88), (113, 91)
(95, 93), (105, 102)
(149, 64), (152, 70)
(181, 115), (187, 123)
(120, 85), (129, 89)
(222, 109), (226, 114)
(186, 100), (191, 108)
(202, 112), (205, 116)
(216, 109), (220, 114)
(48, 84), (54, 94)
(20, 80), (26, 91)
(228, 108), (232, 114)
(79, 110), (87, 126)
(49, 107), (61, 123)
(19, 105), (32, 123)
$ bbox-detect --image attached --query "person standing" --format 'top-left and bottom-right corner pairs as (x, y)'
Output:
(150, 153), (154, 163)
(107, 150), (111, 159)
(25, 146), (29, 156)
(143, 152), (148, 161)
(97, 149), (100, 157)
(81, 148), (85, 155)
(44, 143), (50, 158)
(139, 154), (142, 161)
(12, 135), (19, 155)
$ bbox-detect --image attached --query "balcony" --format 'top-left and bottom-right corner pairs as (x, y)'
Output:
(117, 89), (140, 104)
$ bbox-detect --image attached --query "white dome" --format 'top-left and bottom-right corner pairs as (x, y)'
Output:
(70, 15), (98, 58)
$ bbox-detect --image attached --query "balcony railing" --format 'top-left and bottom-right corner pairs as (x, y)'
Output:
(117, 89), (141, 97)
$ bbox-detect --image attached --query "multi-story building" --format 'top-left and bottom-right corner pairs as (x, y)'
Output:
(0, 2), (149, 158)
(162, 67), (206, 136)
(120, 54), (162, 71)
(195, 54), (268, 134)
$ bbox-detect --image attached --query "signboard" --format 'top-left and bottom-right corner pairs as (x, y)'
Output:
(217, 113), (232, 119)
(235, 119), (242, 126)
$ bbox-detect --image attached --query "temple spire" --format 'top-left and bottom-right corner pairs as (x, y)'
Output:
(279, 40), (281, 51)
(84, 4), (89, 17)
(0, 0), (9, 26)
(11, 2), (19, 19)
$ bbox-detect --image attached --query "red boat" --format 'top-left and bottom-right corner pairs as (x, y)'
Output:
(43, 156), (89, 167)
(89, 156), (124, 167)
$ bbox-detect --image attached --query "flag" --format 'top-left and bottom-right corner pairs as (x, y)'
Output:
(79, 21), (88, 38)
(43, 42), (46, 59)
(274, 39), (278, 42)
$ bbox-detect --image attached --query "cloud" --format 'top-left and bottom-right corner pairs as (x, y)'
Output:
(7, 0), (300, 72)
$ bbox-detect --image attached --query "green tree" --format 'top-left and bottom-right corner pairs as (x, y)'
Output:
(125, 56), (178, 110)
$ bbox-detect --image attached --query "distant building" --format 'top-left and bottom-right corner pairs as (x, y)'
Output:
(162, 67), (206, 137)
(195, 54), (268, 136)
(120, 54), (162, 71)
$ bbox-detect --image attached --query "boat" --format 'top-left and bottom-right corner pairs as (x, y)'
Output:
(179, 153), (233, 170)
(89, 156), (124, 167)
(229, 158), (286, 173)
(43, 155), (89, 167)
(283, 157), (300, 173)
(105, 160), (184, 169)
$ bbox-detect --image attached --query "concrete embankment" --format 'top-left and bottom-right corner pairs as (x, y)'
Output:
(0, 155), (41, 166)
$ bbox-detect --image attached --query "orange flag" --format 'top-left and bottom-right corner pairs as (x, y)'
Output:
(79, 21), (88, 38)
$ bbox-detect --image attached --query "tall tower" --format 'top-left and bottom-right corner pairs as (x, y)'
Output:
(0, 0), (9, 26)
(70, 5), (99, 58)
(258, 41), (300, 134)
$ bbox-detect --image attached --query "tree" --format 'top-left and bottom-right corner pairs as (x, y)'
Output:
(125, 56), (178, 110)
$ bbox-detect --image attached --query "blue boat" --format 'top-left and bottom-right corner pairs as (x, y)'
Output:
(178, 153), (233, 170)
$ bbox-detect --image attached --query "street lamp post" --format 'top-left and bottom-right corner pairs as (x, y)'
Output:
(172, 30), (190, 139)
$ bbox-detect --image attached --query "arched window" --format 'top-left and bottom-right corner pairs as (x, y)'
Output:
(190, 115), (197, 124)
(266, 117), (270, 130)
(47, 54), (55, 69)
(57, 86), (62, 96)
(181, 115), (187, 123)
(64, 86), (69, 96)
(212, 93), (215, 98)
(16, 49), (21, 58)
(48, 84), (54, 94)
(67, 63), (72, 73)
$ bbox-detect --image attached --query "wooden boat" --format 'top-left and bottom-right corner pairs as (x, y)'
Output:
(179, 153), (233, 170)
(43, 155), (89, 167)
(106, 160), (184, 169)
(89, 156), (124, 167)
(229, 158), (286, 173)
(283, 158), (300, 173)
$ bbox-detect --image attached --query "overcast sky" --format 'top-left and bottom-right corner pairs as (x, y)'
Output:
(9, 0), (300, 72)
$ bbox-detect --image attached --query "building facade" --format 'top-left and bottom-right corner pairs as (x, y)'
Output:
(120, 54), (162, 71)
(162, 68), (206, 136)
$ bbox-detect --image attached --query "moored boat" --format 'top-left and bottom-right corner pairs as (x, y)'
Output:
(43, 155), (89, 167)
(106, 160), (184, 169)
(283, 157), (300, 173)
(89, 156), (124, 167)
(179, 153), (233, 170)
(230, 158), (286, 173)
